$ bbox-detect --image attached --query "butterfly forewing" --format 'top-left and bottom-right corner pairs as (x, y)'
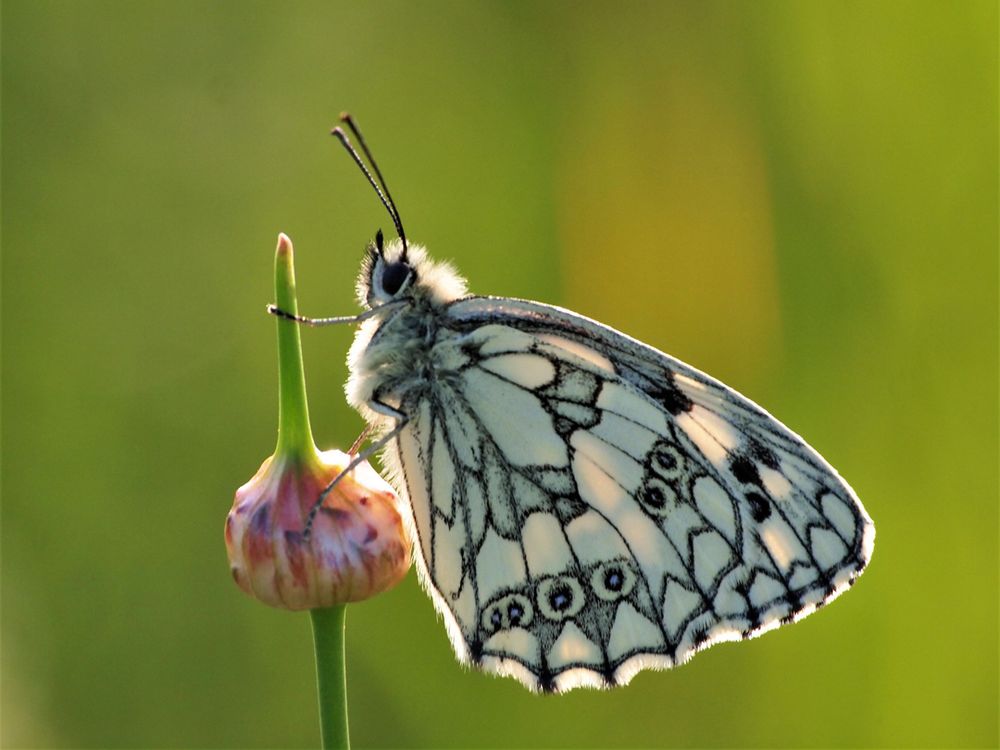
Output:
(382, 296), (873, 692)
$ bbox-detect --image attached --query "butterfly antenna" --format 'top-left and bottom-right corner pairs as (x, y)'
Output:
(332, 114), (408, 260)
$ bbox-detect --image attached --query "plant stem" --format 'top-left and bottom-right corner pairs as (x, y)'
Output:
(272, 234), (349, 748)
(273, 233), (318, 462)
(310, 606), (350, 750)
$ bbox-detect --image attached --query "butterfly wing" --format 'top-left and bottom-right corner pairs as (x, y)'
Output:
(385, 296), (874, 692)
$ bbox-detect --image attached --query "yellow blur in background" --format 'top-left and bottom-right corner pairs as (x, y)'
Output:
(2, 2), (996, 748)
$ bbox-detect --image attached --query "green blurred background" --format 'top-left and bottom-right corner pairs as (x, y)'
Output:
(3, 1), (997, 748)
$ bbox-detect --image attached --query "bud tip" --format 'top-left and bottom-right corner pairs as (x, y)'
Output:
(276, 233), (293, 257)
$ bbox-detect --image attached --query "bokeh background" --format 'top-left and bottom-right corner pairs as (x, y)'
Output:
(3, 2), (997, 748)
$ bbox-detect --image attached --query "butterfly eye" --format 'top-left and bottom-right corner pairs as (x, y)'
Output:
(380, 261), (411, 296)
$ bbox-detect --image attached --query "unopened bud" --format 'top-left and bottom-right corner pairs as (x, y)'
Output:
(226, 232), (411, 610)
(226, 449), (411, 610)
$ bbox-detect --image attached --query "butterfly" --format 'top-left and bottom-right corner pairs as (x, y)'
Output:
(272, 114), (876, 693)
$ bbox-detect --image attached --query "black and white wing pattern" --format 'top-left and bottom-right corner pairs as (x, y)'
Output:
(386, 296), (875, 693)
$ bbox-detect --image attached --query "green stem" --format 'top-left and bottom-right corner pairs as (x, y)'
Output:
(310, 606), (350, 750)
(272, 234), (318, 462)
(272, 234), (349, 748)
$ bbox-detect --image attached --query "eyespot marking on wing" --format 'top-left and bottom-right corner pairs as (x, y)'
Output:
(537, 574), (586, 621)
(636, 477), (678, 518)
(590, 559), (638, 601)
(482, 591), (534, 633)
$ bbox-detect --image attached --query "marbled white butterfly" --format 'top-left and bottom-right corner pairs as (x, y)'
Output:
(270, 114), (875, 693)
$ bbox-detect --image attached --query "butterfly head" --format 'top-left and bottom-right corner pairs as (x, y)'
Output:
(331, 115), (467, 311)
(357, 229), (468, 309)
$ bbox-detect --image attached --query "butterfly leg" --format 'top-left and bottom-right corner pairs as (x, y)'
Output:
(347, 425), (373, 455)
(267, 301), (405, 327)
(302, 398), (410, 539)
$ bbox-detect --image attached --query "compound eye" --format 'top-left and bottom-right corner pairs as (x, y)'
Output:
(380, 261), (410, 296)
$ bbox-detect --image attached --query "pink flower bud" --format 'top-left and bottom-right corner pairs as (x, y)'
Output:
(226, 449), (411, 610)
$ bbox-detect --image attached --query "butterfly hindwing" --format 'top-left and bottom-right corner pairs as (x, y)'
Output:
(380, 296), (874, 692)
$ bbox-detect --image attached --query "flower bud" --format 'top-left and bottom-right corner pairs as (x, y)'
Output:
(226, 232), (411, 610)
(226, 449), (411, 610)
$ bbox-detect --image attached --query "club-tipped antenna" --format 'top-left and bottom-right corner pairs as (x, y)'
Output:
(332, 114), (408, 259)
(340, 114), (404, 241)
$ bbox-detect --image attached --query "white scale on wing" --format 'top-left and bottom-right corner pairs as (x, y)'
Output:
(521, 512), (574, 577)
(480, 352), (557, 389)
(536, 333), (617, 375)
(606, 602), (664, 662)
(430, 417), (455, 518)
(397, 399), (434, 569)
(675, 408), (735, 468)
(564, 511), (631, 567)
(484, 627), (539, 666)
(571, 450), (677, 606)
(758, 516), (809, 572)
(596, 382), (670, 434)
(550, 621), (603, 669)
(476, 528), (526, 603)
(570, 431), (644, 493)
(588, 410), (660, 462)
(692, 475), (738, 544)
(662, 579), (703, 641)
(462, 368), (568, 468)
